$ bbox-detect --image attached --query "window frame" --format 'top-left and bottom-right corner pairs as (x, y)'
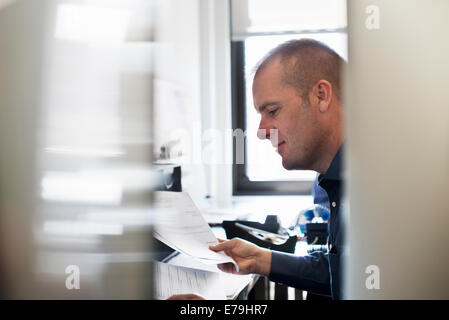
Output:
(229, 0), (348, 196)
(231, 40), (315, 195)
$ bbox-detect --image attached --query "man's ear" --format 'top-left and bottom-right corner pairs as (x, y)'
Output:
(312, 80), (332, 112)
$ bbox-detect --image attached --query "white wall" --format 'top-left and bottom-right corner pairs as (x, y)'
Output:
(154, 0), (208, 203)
(345, 0), (449, 299)
(154, 0), (233, 207)
(199, 0), (233, 207)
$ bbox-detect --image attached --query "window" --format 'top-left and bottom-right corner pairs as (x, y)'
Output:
(231, 0), (348, 195)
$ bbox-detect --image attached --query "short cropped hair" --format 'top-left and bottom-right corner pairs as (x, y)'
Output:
(254, 39), (344, 101)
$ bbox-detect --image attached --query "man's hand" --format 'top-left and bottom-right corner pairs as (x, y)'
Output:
(209, 238), (272, 276)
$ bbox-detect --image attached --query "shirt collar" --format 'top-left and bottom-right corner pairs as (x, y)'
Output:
(318, 145), (343, 182)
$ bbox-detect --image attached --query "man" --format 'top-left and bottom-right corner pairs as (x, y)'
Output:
(171, 39), (345, 300)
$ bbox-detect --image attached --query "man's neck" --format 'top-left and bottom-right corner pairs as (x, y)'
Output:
(313, 103), (344, 174)
(314, 138), (343, 175)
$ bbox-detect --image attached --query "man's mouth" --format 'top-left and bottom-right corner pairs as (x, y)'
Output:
(276, 141), (286, 153)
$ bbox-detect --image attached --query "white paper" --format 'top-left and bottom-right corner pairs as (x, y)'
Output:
(166, 254), (252, 299)
(152, 192), (238, 270)
(154, 261), (227, 300)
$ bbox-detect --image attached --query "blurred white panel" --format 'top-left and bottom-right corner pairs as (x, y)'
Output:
(41, 172), (123, 205)
(54, 4), (131, 43)
(1, 0), (156, 299)
(345, 0), (449, 299)
(44, 221), (123, 236)
(0, 0), (15, 10)
(0, 0), (49, 299)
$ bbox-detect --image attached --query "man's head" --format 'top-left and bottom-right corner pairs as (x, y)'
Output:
(252, 39), (344, 173)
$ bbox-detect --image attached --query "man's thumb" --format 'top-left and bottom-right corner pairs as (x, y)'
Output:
(209, 240), (231, 252)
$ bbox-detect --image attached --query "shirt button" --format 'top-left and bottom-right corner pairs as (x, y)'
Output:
(332, 201), (337, 208)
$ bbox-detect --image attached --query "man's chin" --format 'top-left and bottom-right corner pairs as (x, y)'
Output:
(281, 158), (294, 170)
(281, 157), (309, 171)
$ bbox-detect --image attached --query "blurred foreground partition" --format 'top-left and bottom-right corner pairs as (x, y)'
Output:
(345, 0), (449, 299)
(0, 0), (157, 299)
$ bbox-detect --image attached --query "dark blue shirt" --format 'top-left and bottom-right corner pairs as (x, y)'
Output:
(312, 175), (330, 219)
(268, 147), (344, 299)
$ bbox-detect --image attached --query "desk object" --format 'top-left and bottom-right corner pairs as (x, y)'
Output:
(222, 215), (297, 253)
(305, 222), (328, 245)
(154, 261), (227, 300)
(223, 215), (297, 300)
(153, 164), (182, 192)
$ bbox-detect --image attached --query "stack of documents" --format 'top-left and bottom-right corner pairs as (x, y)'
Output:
(154, 261), (227, 300)
(152, 192), (239, 299)
(166, 253), (252, 300)
(152, 192), (238, 270)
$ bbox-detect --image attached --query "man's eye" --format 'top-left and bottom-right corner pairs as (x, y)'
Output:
(268, 109), (278, 116)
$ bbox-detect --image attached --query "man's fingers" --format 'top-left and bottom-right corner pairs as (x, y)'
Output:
(209, 239), (234, 252)
(217, 262), (237, 274)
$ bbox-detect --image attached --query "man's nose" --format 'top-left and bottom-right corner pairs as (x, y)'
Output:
(257, 128), (269, 140)
(257, 119), (272, 140)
